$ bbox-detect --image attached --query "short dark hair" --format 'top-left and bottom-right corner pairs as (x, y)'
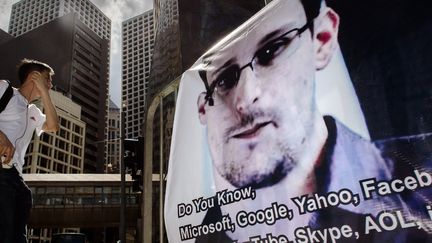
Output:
(301, 0), (323, 33)
(17, 59), (54, 85)
(302, 0), (322, 23)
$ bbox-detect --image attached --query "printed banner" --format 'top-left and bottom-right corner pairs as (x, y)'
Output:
(165, 0), (432, 242)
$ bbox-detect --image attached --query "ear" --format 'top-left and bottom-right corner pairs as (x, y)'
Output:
(197, 92), (208, 125)
(313, 7), (340, 70)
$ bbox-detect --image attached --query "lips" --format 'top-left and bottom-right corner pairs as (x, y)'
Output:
(231, 121), (274, 139)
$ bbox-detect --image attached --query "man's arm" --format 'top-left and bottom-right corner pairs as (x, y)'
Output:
(32, 72), (59, 132)
(40, 92), (59, 132)
(0, 130), (14, 164)
(0, 80), (15, 163)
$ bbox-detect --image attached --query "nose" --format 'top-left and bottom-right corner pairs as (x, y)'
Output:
(234, 67), (261, 116)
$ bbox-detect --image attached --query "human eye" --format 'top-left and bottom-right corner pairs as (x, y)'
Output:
(255, 33), (296, 66)
(213, 65), (240, 95)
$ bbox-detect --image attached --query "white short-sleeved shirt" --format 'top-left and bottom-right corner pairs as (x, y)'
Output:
(0, 80), (46, 174)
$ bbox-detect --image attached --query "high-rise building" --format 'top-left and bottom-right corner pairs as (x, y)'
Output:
(0, 29), (13, 44)
(107, 99), (121, 173)
(121, 10), (155, 139)
(149, 0), (180, 104)
(0, 13), (110, 172)
(24, 90), (86, 174)
(8, 0), (110, 41)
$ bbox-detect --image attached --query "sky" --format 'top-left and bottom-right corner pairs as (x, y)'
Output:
(0, 0), (153, 106)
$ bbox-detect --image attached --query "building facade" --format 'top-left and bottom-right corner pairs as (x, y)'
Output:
(24, 90), (86, 174)
(122, 10), (155, 139)
(107, 99), (121, 173)
(8, 0), (111, 41)
(69, 13), (110, 172)
(148, 0), (180, 105)
(0, 29), (13, 44)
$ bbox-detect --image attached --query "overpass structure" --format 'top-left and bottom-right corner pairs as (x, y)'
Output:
(23, 174), (141, 229)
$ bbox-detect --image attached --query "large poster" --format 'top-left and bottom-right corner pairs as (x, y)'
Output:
(164, 0), (432, 242)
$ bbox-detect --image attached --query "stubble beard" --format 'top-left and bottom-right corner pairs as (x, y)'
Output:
(218, 139), (298, 189)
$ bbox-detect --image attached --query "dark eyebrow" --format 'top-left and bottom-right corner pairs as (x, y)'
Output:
(198, 58), (236, 86)
(258, 29), (285, 46)
(214, 58), (236, 75)
(202, 53), (236, 77)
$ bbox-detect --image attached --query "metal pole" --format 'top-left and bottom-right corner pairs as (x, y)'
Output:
(120, 106), (126, 243)
(159, 98), (164, 243)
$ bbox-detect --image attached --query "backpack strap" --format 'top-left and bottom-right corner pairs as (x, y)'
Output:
(0, 80), (13, 113)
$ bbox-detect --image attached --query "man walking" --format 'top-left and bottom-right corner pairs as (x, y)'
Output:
(0, 59), (59, 243)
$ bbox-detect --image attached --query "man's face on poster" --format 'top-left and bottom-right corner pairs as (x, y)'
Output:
(197, 0), (338, 189)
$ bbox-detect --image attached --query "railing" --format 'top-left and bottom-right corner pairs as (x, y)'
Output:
(28, 185), (140, 228)
(30, 185), (139, 208)
(23, 175), (142, 228)
(32, 193), (139, 208)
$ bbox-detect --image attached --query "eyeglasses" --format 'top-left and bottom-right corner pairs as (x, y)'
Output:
(200, 21), (311, 106)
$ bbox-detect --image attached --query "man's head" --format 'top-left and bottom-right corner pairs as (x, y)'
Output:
(196, 0), (339, 189)
(17, 58), (54, 88)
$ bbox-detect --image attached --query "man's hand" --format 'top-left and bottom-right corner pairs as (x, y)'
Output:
(31, 71), (50, 96)
(0, 131), (14, 164)
(30, 70), (60, 132)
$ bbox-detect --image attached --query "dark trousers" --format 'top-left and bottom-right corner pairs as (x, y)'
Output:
(0, 167), (32, 243)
